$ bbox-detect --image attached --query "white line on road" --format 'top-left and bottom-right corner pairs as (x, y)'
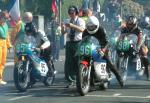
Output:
(147, 95), (150, 98)
(8, 95), (32, 101)
(113, 93), (122, 96)
(86, 94), (150, 99)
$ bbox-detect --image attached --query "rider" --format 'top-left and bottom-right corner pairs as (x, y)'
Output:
(24, 12), (56, 75)
(121, 15), (150, 80)
(82, 15), (124, 87)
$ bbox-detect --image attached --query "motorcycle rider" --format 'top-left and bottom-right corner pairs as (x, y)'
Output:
(121, 15), (150, 80)
(82, 15), (124, 87)
(24, 12), (56, 83)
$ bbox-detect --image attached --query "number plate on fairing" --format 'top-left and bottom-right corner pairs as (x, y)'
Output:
(94, 62), (108, 79)
(136, 58), (141, 71)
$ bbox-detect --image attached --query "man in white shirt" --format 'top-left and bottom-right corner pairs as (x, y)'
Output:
(62, 5), (85, 87)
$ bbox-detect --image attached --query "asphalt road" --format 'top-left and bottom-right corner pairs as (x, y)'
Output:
(0, 49), (150, 103)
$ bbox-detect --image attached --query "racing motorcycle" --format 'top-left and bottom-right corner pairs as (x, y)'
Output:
(76, 36), (110, 96)
(14, 42), (55, 92)
(116, 33), (145, 82)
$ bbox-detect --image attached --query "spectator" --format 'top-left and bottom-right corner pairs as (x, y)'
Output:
(0, 11), (11, 85)
(11, 19), (25, 63)
(81, 8), (93, 23)
(81, 0), (90, 10)
(93, 0), (101, 17)
(53, 22), (62, 61)
(61, 5), (85, 88)
(107, 0), (120, 22)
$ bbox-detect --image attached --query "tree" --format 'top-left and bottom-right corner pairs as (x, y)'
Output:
(121, 0), (144, 19)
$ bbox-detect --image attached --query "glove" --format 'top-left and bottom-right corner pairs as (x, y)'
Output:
(98, 49), (105, 57)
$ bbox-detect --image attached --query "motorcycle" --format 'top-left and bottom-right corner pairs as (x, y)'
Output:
(116, 33), (145, 82)
(76, 36), (110, 96)
(14, 42), (55, 92)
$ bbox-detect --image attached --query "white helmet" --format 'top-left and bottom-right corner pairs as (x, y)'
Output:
(86, 16), (99, 34)
(145, 16), (150, 24)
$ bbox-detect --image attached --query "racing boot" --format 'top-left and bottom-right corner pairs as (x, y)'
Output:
(141, 57), (150, 81)
(106, 58), (124, 87)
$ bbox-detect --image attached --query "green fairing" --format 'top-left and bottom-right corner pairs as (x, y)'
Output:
(15, 43), (28, 54)
(78, 43), (92, 56)
(117, 40), (130, 52)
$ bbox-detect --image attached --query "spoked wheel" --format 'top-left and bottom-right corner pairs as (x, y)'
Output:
(14, 60), (30, 92)
(76, 63), (91, 96)
(43, 60), (55, 86)
(117, 57), (129, 82)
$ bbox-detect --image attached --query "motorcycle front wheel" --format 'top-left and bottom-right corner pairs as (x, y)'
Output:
(76, 63), (91, 96)
(14, 60), (30, 92)
(117, 57), (129, 82)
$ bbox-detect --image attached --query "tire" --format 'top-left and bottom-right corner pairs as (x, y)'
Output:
(76, 63), (91, 96)
(43, 60), (55, 86)
(14, 60), (30, 92)
(117, 57), (128, 82)
(99, 82), (109, 90)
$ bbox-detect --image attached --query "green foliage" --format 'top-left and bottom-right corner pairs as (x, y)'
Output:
(136, 0), (150, 16)
(0, 0), (9, 10)
(61, 0), (82, 20)
(61, 0), (105, 20)
(22, 0), (52, 20)
(121, 0), (144, 18)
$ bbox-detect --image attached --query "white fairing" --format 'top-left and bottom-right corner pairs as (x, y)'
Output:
(94, 62), (109, 80)
(33, 60), (49, 76)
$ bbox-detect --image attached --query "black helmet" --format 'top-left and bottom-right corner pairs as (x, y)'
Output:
(25, 22), (37, 36)
(126, 16), (137, 29)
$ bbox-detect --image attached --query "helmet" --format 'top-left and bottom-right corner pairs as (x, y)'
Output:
(68, 5), (79, 15)
(144, 16), (150, 25)
(25, 22), (37, 36)
(86, 16), (99, 34)
(126, 16), (137, 29)
(24, 12), (33, 23)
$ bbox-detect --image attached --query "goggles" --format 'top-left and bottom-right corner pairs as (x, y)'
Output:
(87, 25), (97, 31)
